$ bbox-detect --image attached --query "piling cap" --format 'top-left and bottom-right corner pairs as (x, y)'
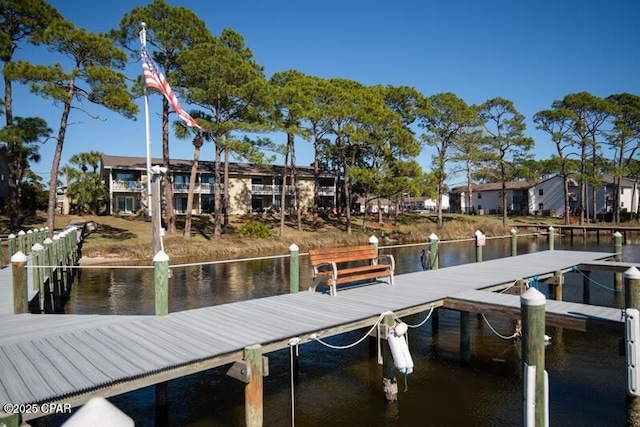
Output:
(10, 251), (27, 263)
(510, 228), (517, 235)
(18, 230), (25, 235)
(52, 234), (60, 241)
(614, 231), (623, 238)
(548, 226), (554, 231)
(429, 233), (439, 242)
(43, 238), (53, 244)
(289, 243), (299, 251)
(27, 229), (33, 234)
(521, 287), (546, 306)
(624, 266), (640, 280)
(368, 235), (378, 244)
(31, 243), (44, 251)
(153, 250), (169, 262)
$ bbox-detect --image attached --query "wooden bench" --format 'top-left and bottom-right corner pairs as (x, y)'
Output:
(308, 245), (395, 296)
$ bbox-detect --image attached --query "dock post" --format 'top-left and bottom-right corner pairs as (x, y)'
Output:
(624, 267), (640, 311)
(369, 235), (379, 252)
(31, 243), (44, 312)
(43, 238), (54, 312)
(511, 228), (518, 257)
(582, 270), (591, 304)
(52, 234), (61, 297)
(460, 311), (471, 362)
(11, 251), (28, 314)
(429, 233), (439, 271)
(26, 229), (33, 252)
(614, 231), (623, 292)
(154, 250), (169, 316)
(17, 230), (26, 254)
(475, 230), (485, 263)
(382, 313), (398, 402)
(8, 233), (16, 260)
(245, 344), (264, 427)
(289, 243), (299, 293)
(0, 412), (19, 427)
(553, 270), (563, 301)
(521, 287), (547, 427)
(547, 226), (554, 251)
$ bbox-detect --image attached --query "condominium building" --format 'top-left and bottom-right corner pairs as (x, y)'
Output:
(101, 155), (336, 216)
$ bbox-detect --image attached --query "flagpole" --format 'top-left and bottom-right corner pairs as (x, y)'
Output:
(140, 22), (152, 217)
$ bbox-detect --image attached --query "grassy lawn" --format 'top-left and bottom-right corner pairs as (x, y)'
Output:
(0, 211), (560, 263)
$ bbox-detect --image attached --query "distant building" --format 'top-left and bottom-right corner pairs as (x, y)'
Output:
(101, 155), (336, 216)
(449, 181), (534, 215)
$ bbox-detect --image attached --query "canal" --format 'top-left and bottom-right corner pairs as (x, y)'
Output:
(51, 234), (638, 426)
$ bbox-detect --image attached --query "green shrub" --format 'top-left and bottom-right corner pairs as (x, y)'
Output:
(238, 220), (273, 238)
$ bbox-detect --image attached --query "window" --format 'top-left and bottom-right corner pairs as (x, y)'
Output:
(477, 205), (482, 210)
(477, 193), (482, 199)
(117, 196), (134, 213)
(538, 189), (544, 196)
(115, 171), (137, 181)
(175, 197), (188, 213)
(539, 203), (544, 210)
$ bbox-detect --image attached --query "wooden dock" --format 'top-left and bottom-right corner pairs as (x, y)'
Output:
(0, 249), (626, 421)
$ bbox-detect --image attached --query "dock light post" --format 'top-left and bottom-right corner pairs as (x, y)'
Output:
(429, 233), (439, 271)
(289, 243), (299, 293)
(511, 229), (518, 257)
(521, 287), (547, 427)
(547, 226), (554, 251)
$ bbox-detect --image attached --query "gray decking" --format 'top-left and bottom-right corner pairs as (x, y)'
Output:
(0, 249), (618, 415)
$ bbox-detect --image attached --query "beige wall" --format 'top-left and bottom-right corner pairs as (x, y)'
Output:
(228, 177), (252, 214)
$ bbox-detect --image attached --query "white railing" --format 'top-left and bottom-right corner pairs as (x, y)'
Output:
(112, 180), (142, 192)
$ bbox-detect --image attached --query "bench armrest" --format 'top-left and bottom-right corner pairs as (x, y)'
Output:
(375, 254), (395, 272)
(312, 261), (338, 279)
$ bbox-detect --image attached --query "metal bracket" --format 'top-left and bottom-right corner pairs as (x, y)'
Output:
(226, 356), (269, 383)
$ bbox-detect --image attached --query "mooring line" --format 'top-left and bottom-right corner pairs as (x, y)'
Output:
(572, 265), (620, 292)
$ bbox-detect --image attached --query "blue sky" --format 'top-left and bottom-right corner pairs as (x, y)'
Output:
(11, 0), (640, 186)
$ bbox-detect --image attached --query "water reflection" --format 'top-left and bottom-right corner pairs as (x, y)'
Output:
(56, 234), (640, 426)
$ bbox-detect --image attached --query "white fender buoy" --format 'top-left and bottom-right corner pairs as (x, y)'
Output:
(388, 322), (414, 375)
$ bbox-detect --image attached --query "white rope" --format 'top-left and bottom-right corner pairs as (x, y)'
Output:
(25, 264), (154, 269)
(395, 305), (436, 328)
(481, 314), (519, 340)
(312, 312), (390, 351)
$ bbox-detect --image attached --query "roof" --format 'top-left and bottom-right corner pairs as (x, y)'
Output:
(101, 155), (331, 179)
(450, 180), (536, 194)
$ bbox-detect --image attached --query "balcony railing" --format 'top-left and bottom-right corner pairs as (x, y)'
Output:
(112, 180), (142, 192)
(173, 183), (216, 193)
(318, 185), (336, 196)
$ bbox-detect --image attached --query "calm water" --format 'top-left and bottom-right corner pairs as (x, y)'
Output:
(51, 234), (640, 426)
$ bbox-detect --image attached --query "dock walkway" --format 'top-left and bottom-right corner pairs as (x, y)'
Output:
(0, 250), (622, 418)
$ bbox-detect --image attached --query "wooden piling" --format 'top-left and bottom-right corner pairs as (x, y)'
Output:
(460, 311), (471, 362)
(8, 233), (16, 260)
(429, 233), (439, 271)
(582, 270), (591, 304)
(11, 251), (28, 314)
(625, 267), (640, 312)
(154, 250), (169, 316)
(244, 344), (264, 427)
(521, 287), (546, 426)
(43, 237), (54, 311)
(615, 231), (623, 292)
(511, 228), (518, 257)
(0, 412), (19, 427)
(17, 230), (26, 254)
(475, 230), (484, 263)
(32, 243), (44, 312)
(289, 243), (299, 294)
(382, 313), (398, 402)
(547, 226), (554, 251)
(553, 270), (563, 301)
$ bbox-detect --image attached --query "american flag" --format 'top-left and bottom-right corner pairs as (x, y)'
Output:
(140, 45), (202, 130)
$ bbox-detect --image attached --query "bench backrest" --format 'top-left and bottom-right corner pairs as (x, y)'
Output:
(309, 245), (378, 266)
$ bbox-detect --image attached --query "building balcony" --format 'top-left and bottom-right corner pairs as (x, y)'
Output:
(318, 186), (336, 196)
(112, 180), (143, 192)
(173, 183), (216, 193)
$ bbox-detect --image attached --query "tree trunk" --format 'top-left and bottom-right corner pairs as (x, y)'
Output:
(214, 140), (222, 239)
(223, 139), (230, 229)
(47, 85), (74, 235)
(183, 135), (202, 240)
(279, 150), (289, 239)
(162, 98), (176, 234)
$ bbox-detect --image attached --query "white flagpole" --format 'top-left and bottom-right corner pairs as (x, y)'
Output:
(140, 22), (152, 217)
